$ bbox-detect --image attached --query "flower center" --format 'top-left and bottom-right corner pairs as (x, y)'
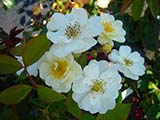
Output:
(103, 22), (114, 32)
(124, 58), (133, 66)
(50, 60), (69, 80)
(91, 79), (106, 93)
(65, 22), (81, 39)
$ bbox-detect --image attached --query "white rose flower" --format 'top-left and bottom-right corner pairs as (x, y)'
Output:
(72, 60), (122, 114)
(47, 8), (103, 57)
(39, 50), (82, 93)
(109, 45), (146, 80)
(98, 13), (126, 46)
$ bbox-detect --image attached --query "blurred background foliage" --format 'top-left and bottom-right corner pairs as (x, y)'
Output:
(0, 0), (160, 120)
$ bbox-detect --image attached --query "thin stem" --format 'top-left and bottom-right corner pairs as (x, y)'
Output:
(11, 104), (16, 113)
(24, 64), (37, 88)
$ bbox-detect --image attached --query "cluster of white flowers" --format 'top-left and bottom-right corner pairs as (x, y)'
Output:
(31, 8), (145, 114)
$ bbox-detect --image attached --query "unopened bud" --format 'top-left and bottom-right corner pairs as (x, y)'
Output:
(91, 50), (98, 58)
(100, 44), (113, 53)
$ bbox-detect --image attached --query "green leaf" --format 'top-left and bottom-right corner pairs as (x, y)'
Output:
(156, 112), (160, 119)
(23, 31), (32, 40)
(66, 93), (82, 119)
(30, 98), (43, 108)
(140, 100), (151, 111)
(142, 18), (160, 50)
(149, 0), (160, 17)
(0, 54), (22, 74)
(146, 104), (160, 119)
(0, 44), (5, 51)
(157, 93), (160, 102)
(37, 85), (66, 103)
(10, 44), (23, 56)
(116, 92), (123, 103)
(75, 53), (87, 69)
(0, 84), (32, 104)
(139, 79), (149, 92)
(96, 103), (131, 120)
(2, 0), (15, 8)
(23, 34), (51, 66)
(131, 0), (144, 21)
(0, 108), (19, 120)
(80, 114), (96, 120)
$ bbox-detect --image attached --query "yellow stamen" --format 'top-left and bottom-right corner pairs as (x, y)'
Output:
(50, 60), (69, 80)
(65, 22), (81, 39)
(103, 22), (114, 32)
(91, 79), (106, 93)
(124, 58), (133, 66)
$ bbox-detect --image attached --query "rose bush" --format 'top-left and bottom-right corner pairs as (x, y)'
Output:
(0, 0), (160, 120)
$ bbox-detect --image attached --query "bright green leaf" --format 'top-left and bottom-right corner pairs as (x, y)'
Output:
(131, 0), (144, 21)
(149, 0), (160, 17)
(37, 85), (66, 103)
(2, 0), (15, 8)
(0, 84), (32, 104)
(66, 93), (82, 119)
(148, 82), (155, 89)
(96, 103), (131, 120)
(23, 34), (51, 66)
(156, 112), (160, 119)
(0, 54), (22, 74)
(116, 92), (123, 103)
(80, 114), (95, 120)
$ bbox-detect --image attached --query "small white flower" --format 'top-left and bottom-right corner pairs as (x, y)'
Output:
(98, 13), (126, 46)
(39, 50), (82, 93)
(47, 8), (103, 57)
(109, 45), (146, 80)
(96, 0), (111, 8)
(72, 60), (122, 114)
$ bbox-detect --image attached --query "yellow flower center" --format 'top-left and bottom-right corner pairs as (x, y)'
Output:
(65, 22), (81, 39)
(103, 22), (114, 32)
(50, 60), (69, 80)
(91, 79), (106, 93)
(124, 58), (133, 66)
